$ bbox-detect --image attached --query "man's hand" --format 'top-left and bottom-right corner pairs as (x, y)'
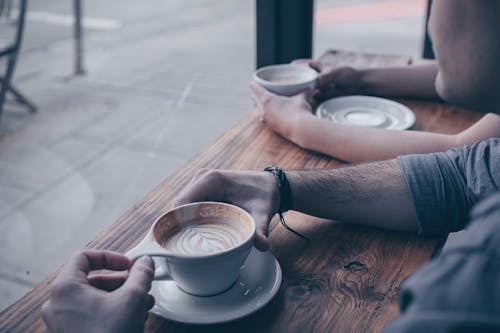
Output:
(175, 169), (280, 251)
(290, 57), (362, 100)
(42, 250), (155, 333)
(315, 65), (363, 100)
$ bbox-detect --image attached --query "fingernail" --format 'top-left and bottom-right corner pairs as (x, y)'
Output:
(138, 255), (154, 267)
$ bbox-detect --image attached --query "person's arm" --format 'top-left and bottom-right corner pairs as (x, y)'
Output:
(295, 113), (500, 163)
(251, 83), (500, 163)
(315, 61), (440, 100)
(286, 159), (417, 232)
(175, 160), (418, 251)
(398, 138), (500, 235)
(177, 139), (495, 249)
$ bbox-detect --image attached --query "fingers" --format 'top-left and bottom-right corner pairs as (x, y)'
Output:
(317, 71), (336, 91)
(302, 90), (318, 108)
(143, 295), (155, 322)
(146, 294), (155, 310)
(250, 212), (271, 252)
(254, 228), (270, 252)
(250, 82), (274, 122)
(57, 250), (132, 283)
(252, 95), (265, 122)
(122, 256), (155, 295)
(309, 60), (322, 72)
(291, 59), (321, 73)
(290, 58), (312, 65)
(88, 272), (128, 291)
(250, 81), (275, 102)
(41, 300), (52, 330)
(175, 169), (227, 206)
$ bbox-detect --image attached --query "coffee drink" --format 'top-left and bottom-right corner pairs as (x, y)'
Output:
(159, 217), (247, 255)
(268, 76), (301, 84)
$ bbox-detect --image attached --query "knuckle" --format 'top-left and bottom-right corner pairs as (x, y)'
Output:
(259, 222), (269, 234)
(78, 249), (95, 259)
(194, 168), (210, 178)
(201, 169), (224, 183)
(41, 300), (50, 316)
(126, 286), (147, 299)
(50, 281), (78, 299)
(41, 301), (52, 327)
(195, 168), (226, 185)
(135, 262), (155, 278)
(261, 96), (272, 107)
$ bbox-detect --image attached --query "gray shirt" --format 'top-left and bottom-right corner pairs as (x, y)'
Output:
(382, 138), (500, 332)
(398, 138), (500, 236)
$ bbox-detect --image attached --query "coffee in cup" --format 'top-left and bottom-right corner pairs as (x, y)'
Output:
(126, 202), (256, 296)
(158, 216), (250, 255)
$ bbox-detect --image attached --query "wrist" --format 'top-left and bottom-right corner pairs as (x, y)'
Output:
(346, 67), (365, 93)
(295, 110), (327, 151)
(262, 170), (281, 216)
(330, 66), (364, 94)
(262, 168), (310, 242)
(289, 112), (315, 149)
(263, 167), (292, 213)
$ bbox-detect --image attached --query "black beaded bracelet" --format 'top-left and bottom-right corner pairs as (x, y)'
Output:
(264, 166), (310, 243)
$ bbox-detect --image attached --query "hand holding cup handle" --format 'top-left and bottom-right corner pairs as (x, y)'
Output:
(127, 237), (172, 280)
(125, 202), (257, 297)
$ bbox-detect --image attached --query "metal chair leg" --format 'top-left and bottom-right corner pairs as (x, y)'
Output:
(0, 0), (35, 127)
(73, 0), (86, 75)
(6, 0), (12, 17)
(0, 77), (37, 112)
(0, 57), (16, 126)
(8, 83), (37, 112)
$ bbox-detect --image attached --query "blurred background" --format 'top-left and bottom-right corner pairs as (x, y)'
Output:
(0, 0), (426, 311)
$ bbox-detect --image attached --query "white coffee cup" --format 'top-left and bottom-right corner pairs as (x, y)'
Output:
(126, 202), (256, 296)
(253, 63), (318, 96)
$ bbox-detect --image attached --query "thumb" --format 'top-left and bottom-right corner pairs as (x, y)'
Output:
(308, 60), (321, 72)
(317, 71), (336, 90)
(123, 256), (155, 294)
(250, 81), (276, 100)
(251, 212), (271, 252)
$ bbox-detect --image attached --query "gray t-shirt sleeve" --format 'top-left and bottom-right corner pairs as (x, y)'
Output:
(397, 138), (500, 235)
(382, 193), (500, 333)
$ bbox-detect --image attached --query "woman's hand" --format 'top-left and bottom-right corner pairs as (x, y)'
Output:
(250, 82), (315, 146)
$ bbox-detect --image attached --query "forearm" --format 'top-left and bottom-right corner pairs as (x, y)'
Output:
(295, 114), (457, 163)
(286, 159), (418, 232)
(357, 62), (441, 100)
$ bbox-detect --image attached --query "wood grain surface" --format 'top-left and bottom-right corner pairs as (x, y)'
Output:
(0, 52), (486, 333)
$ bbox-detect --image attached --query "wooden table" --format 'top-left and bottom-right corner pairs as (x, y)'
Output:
(0, 52), (485, 333)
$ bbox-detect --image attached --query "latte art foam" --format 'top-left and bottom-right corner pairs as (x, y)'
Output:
(160, 218), (246, 255)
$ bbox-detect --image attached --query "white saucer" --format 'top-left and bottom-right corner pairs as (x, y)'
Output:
(316, 95), (415, 130)
(149, 247), (282, 324)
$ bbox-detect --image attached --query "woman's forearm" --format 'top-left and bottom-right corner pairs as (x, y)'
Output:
(293, 113), (499, 163)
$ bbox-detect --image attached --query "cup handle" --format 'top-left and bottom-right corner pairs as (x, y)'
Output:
(126, 241), (173, 280)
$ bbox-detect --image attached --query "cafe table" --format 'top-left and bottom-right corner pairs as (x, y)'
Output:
(0, 51), (485, 332)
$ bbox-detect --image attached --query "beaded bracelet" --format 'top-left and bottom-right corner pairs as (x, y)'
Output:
(264, 166), (310, 243)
